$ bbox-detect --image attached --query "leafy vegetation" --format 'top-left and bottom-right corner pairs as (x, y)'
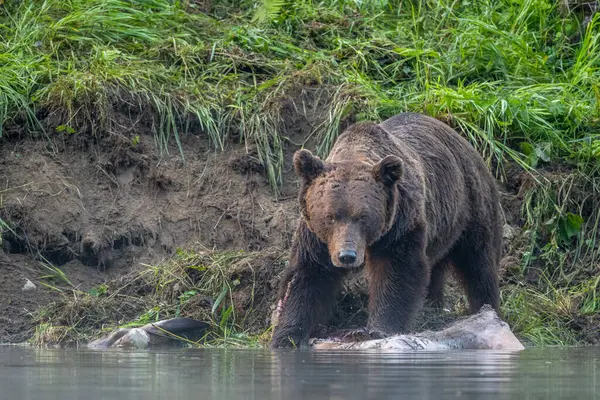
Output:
(2, 0), (599, 346)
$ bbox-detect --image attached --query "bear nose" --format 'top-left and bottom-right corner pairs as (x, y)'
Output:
(338, 250), (357, 265)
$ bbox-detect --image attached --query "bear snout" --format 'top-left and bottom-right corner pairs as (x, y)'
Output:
(328, 224), (366, 268)
(331, 244), (364, 268)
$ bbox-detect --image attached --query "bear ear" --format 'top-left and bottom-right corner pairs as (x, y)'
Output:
(373, 155), (403, 186)
(293, 149), (324, 182)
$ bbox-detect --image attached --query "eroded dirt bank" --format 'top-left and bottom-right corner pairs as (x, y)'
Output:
(0, 107), (302, 342)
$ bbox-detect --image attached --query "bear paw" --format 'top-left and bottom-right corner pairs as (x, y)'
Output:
(330, 327), (388, 342)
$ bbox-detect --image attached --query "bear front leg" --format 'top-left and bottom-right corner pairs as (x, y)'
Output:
(270, 230), (347, 349)
(365, 230), (430, 335)
(270, 266), (346, 348)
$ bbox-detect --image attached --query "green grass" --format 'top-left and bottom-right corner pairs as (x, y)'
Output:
(502, 272), (600, 346)
(3, 0), (599, 346)
(0, 217), (10, 246)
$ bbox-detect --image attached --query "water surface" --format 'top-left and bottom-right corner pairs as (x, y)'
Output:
(0, 346), (598, 399)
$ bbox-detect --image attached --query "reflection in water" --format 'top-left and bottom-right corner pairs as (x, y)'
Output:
(269, 350), (522, 400)
(0, 346), (598, 399)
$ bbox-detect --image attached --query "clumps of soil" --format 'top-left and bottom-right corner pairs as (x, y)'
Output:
(0, 130), (298, 268)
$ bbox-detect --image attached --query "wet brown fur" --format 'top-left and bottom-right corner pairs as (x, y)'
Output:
(271, 112), (502, 348)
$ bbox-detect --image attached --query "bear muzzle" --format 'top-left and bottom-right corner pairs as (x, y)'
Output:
(328, 226), (366, 268)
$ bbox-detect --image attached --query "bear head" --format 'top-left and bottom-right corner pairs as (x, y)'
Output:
(293, 146), (403, 268)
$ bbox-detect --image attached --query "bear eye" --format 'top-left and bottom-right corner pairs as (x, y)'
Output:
(359, 215), (367, 222)
(326, 214), (335, 223)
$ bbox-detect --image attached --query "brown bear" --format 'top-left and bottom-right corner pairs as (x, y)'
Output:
(270, 112), (502, 348)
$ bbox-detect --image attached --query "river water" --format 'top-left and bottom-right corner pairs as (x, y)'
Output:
(0, 346), (598, 399)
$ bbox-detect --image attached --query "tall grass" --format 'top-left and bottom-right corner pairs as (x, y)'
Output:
(1, 0), (599, 187)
